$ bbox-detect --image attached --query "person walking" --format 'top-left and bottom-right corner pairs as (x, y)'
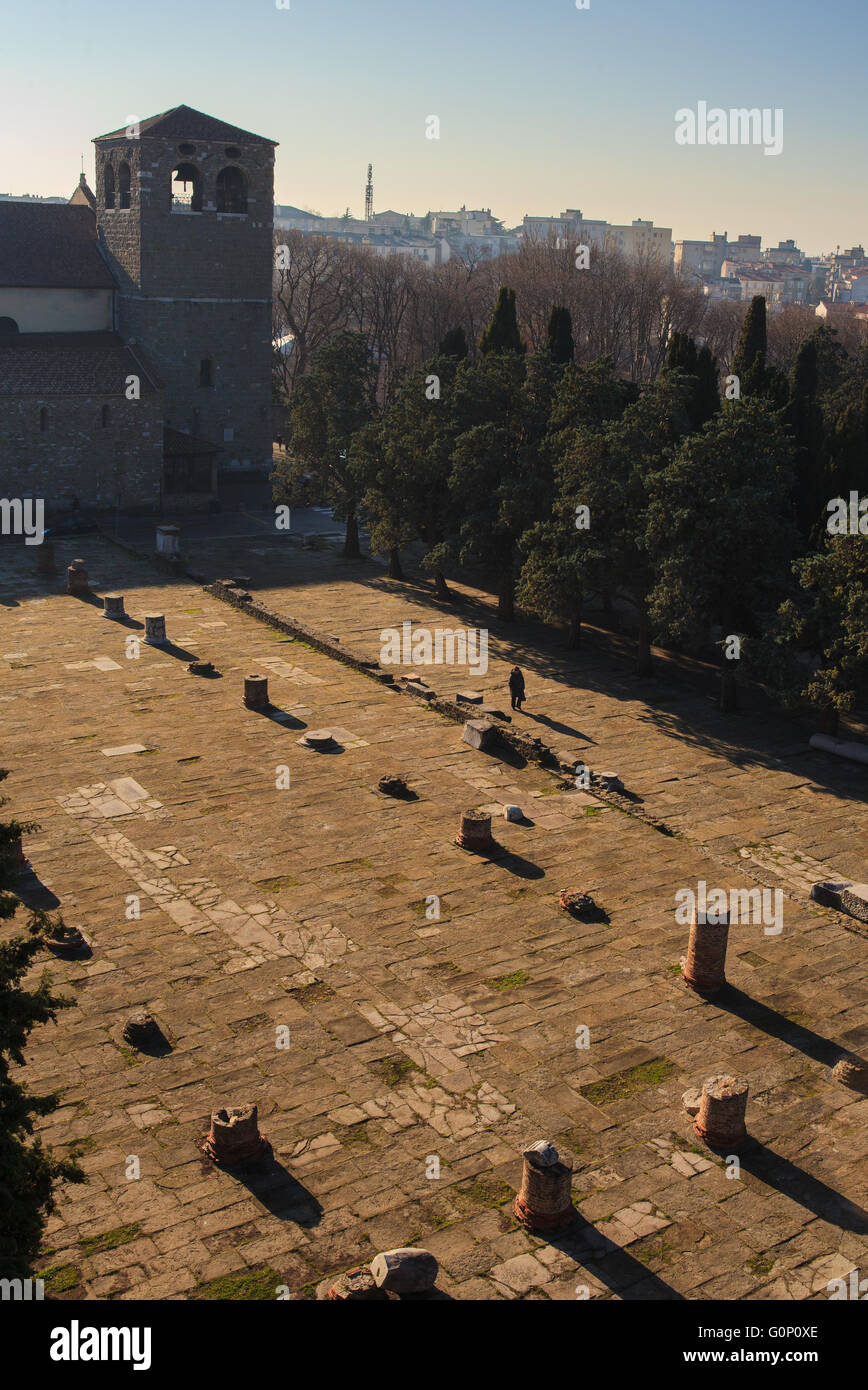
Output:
(508, 665), (526, 711)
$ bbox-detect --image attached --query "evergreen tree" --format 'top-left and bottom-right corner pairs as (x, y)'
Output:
(665, 331), (699, 377)
(553, 373), (693, 674)
(648, 398), (797, 711)
(785, 334), (825, 543)
(664, 333), (719, 431)
(546, 306), (575, 366)
(0, 770), (84, 1279)
(732, 295), (769, 397)
(435, 349), (550, 620)
(547, 356), (638, 440)
(438, 326), (468, 360)
(517, 357), (637, 649)
(279, 330), (376, 558)
(479, 287), (525, 357)
(695, 345), (722, 426)
(355, 354), (462, 593)
(767, 536), (868, 735)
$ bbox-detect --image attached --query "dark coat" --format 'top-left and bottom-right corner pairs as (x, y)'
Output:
(508, 670), (525, 694)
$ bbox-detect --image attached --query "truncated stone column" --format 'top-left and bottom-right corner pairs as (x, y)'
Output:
(693, 1075), (749, 1150)
(455, 809), (494, 853)
(512, 1140), (575, 1233)
(103, 594), (126, 620)
(66, 559), (88, 594)
(144, 614), (167, 646)
(682, 908), (730, 995)
(155, 525), (180, 558)
(202, 1104), (269, 1165)
(36, 542), (55, 575)
(243, 674), (269, 710)
(370, 1248), (438, 1294)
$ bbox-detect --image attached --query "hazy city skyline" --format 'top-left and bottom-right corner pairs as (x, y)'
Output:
(2, 0), (866, 254)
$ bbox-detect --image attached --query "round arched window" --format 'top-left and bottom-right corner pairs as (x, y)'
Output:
(216, 166), (247, 214)
(118, 162), (131, 209)
(0, 317), (19, 334)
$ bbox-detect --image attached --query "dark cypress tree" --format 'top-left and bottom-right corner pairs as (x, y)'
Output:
(546, 306), (574, 365)
(664, 334), (719, 431)
(665, 331), (698, 377)
(786, 335), (825, 541)
(438, 325), (468, 360)
(694, 345), (721, 427)
(732, 295), (768, 397)
(479, 287), (525, 356)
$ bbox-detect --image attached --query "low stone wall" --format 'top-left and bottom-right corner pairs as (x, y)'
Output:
(204, 578), (566, 771)
(93, 545), (684, 826)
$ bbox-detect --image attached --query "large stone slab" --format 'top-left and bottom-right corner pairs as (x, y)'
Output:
(462, 719), (496, 751)
(811, 879), (868, 923)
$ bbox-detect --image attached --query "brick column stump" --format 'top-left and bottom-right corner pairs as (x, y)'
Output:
(455, 809), (495, 853)
(243, 674), (270, 710)
(202, 1104), (269, 1166)
(682, 908), (730, 995)
(512, 1140), (575, 1234)
(66, 560), (89, 595)
(693, 1075), (749, 1150)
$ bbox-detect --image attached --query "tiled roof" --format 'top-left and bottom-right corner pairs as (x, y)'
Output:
(95, 105), (277, 147)
(69, 174), (96, 209)
(0, 202), (114, 288)
(0, 332), (160, 396)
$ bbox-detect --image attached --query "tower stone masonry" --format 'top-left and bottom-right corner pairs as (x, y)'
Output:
(93, 106), (277, 474)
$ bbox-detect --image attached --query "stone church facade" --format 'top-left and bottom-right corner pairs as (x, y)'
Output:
(0, 106), (277, 514)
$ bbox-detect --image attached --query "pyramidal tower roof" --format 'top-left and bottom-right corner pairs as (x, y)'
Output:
(95, 105), (277, 147)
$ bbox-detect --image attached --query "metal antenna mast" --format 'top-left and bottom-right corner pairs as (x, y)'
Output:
(365, 164), (373, 223)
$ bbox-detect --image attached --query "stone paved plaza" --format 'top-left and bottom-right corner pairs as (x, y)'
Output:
(2, 534), (866, 1301)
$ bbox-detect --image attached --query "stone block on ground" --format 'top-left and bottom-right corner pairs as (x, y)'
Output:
(370, 1248), (438, 1294)
(462, 719), (496, 751)
(811, 879), (868, 923)
(809, 733), (868, 765)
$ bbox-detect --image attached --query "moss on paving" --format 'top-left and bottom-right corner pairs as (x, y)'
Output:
(79, 1223), (142, 1256)
(38, 1263), (81, 1294)
(747, 1253), (775, 1277)
(459, 1174), (515, 1208)
(192, 1266), (284, 1300)
(580, 1057), (676, 1105)
(370, 1055), (422, 1087)
(255, 874), (298, 892)
(485, 970), (529, 992)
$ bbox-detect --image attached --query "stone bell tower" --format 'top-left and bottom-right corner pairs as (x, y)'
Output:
(94, 105), (277, 478)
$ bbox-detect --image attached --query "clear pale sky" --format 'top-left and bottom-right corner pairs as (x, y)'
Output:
(2, 0), (865, 253)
